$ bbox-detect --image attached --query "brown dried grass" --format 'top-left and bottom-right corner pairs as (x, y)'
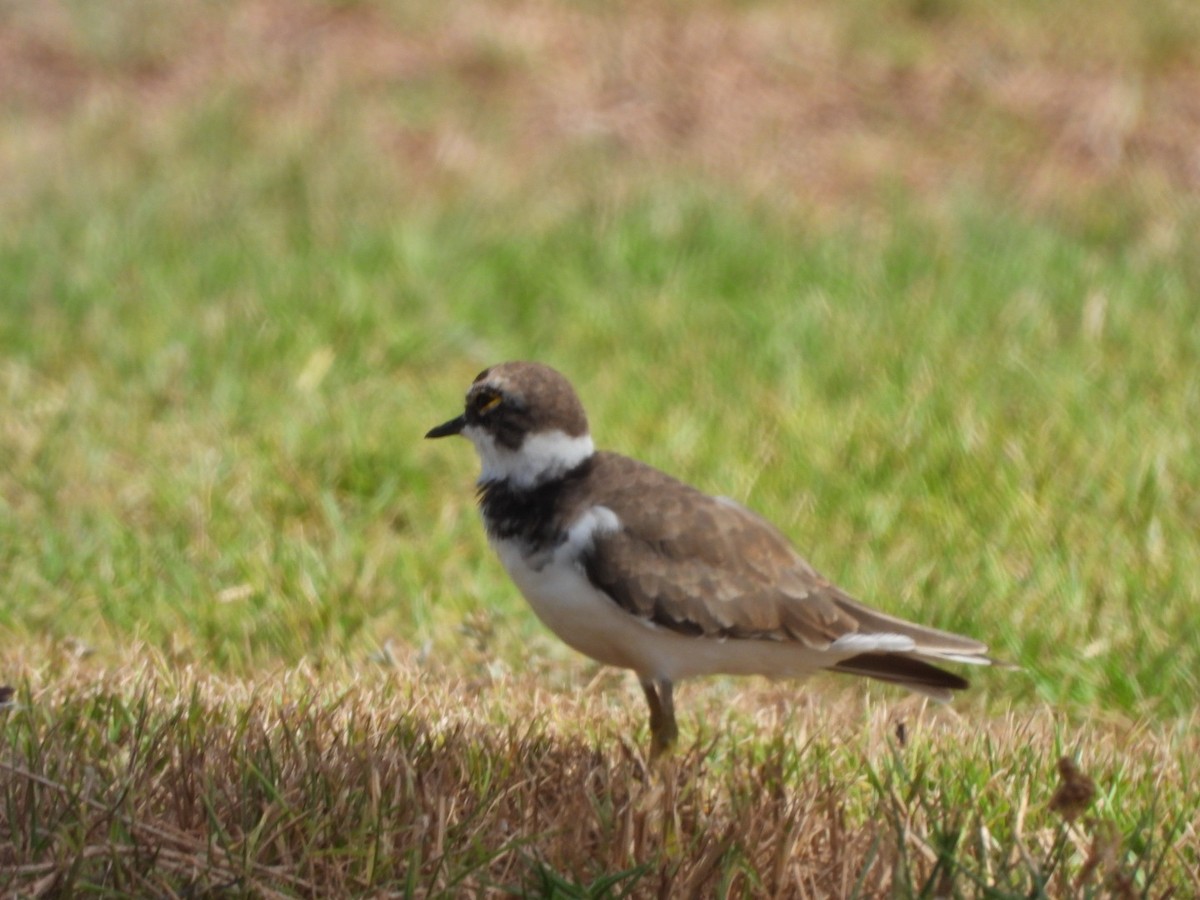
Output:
(2, 0), (1198, 218)
(3, 649), (1197, 896)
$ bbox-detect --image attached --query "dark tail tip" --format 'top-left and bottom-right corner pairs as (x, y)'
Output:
(831, 652), (970, 692)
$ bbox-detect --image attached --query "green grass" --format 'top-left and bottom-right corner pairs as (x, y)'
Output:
(3, 146), (1198, 712)
(3, 0), (1200, 893)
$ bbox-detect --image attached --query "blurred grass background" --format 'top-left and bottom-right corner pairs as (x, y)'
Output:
(2, 0), (1198, 718)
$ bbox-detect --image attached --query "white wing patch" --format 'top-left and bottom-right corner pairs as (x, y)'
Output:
(927, 651), (993, 666)
(561, 506), (621, 558)
(829, 633), (918, 653)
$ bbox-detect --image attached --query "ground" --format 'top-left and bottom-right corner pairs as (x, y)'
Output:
(2, 0), (1199, 895)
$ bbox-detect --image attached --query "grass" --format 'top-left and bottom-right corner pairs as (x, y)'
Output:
(3, 0), (1200, 894)
(4, 182), (1197, 711)
(4, 657), (1198, 895)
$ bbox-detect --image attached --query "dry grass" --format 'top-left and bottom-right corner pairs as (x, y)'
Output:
(3, 650), (1197, 897)
(2, 0), (1199, 222)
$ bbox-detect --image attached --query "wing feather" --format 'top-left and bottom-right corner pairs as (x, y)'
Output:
(577, 452), (992, 666)
(580, 454), (860, 647)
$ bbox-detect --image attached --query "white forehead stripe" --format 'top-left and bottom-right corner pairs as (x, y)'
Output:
(465, 426), (595, 489)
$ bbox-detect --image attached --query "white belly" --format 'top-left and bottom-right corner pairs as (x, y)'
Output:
(490, 534), (832, 684)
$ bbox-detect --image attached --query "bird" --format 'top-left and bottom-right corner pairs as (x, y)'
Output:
(426, 361), (1000, 757)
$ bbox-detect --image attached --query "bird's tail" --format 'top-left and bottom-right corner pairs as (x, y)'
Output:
(829, 652), (971, 702)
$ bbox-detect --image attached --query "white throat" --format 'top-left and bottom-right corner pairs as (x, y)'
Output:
(465, 426), (595, 489)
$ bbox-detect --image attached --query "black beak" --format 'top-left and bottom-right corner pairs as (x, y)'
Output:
(425, 414), (466, 439)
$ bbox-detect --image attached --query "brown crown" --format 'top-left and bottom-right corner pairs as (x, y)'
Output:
(468, 362), (590, 447)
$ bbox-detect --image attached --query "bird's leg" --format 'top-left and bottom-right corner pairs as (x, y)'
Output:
(656, 679), (678, 754)
(640, 678), (678, 759)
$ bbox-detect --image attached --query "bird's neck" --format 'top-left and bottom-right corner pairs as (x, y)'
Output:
(476, 455), (595, 547)
(466, 427), (595, 491)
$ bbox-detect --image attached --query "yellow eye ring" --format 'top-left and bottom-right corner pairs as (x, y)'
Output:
(479, 393), (502, 413)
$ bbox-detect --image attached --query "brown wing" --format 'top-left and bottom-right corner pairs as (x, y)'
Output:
(578, 453), (862, 648)
(578, 452), (989, 656)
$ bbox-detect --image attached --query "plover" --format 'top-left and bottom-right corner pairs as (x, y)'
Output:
(427, 361), (998, 756)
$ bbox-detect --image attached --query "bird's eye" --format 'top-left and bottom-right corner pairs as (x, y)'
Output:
(478, 393), (502, 414)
